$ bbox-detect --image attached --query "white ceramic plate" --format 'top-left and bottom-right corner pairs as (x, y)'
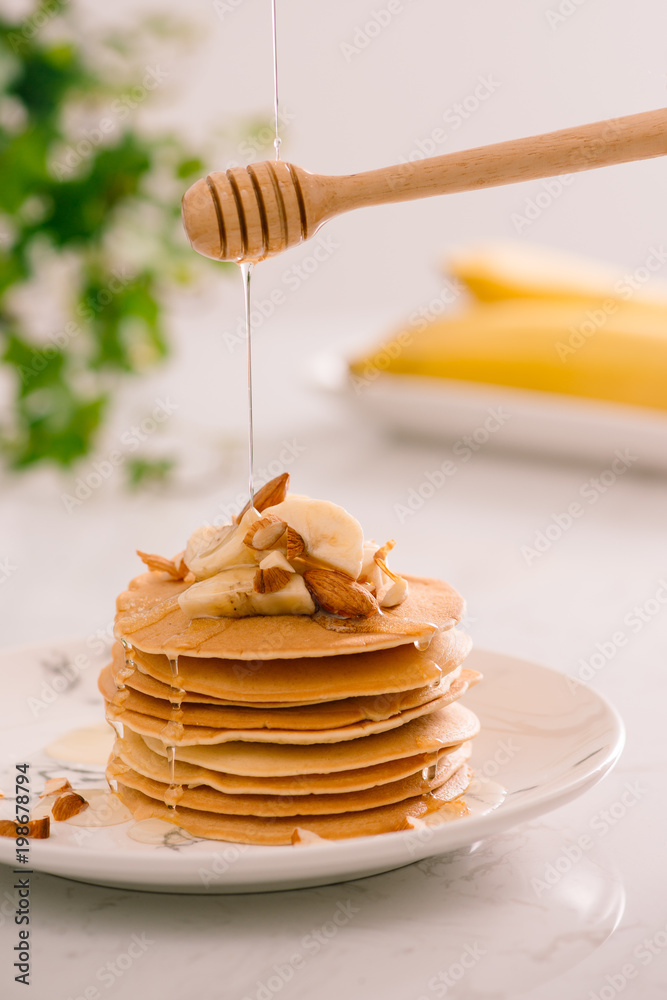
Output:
(0, 639), (623, 894)
(315, 355), (667, 470)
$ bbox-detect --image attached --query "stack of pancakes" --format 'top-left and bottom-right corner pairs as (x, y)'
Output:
(101, 570), (481, 845)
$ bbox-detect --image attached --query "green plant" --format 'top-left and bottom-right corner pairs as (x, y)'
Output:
(0, 2), (222, 483)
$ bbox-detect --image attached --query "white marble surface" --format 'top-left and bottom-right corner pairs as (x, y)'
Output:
(1, 304), (667, 999)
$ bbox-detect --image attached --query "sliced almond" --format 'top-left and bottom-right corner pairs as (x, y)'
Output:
(236, 473), (290, 522)
(373, 539), (408, 607)
(374, 538), (396, 564)
(254, 566), (292, 594)
(0, 817), (50, 839)
(244, 514), (286, 551)
(136, 550), (183, 579)
(374, 538), (399, 579)
(40, 777), (72, 798)
(174, 551), (189, 579)
(285, 526), (305, 560)
(303, 569), (378, 618)
(52, 791), (89, 821)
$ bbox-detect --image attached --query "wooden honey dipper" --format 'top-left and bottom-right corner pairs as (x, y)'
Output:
(182, 108), (667, 262)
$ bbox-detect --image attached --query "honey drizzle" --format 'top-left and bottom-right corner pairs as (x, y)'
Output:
(164, 656), (185, 810)
(239, 260), (255, 508)
(105, 631), (131, 792)
(312, 609), (438, 642)
(233, 1), (282, 512)
(116, 595), (181, 636)
(271, 0), (281, 160)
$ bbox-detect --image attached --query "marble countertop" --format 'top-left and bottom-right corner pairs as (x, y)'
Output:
(1, 312), (666, 1000)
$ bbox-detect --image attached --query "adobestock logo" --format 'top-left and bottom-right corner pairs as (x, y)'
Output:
(511, 175), (576, 233)
(393, 407), (511, 524)
(60, 397), (179, 513)
(398, 76), (502, 164)
(521, 449), (637, 566)
(51, 68), (169, 180)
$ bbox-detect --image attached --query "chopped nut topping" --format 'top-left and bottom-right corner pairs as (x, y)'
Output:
(374, 538), (399, 580)
(285, 526), (305, 560)
(52, 791), (89, 821)
(40, 777), (73, 798)
(236, 473), (290, 522)
(254, 566), (292, 594)
(0, 817), (50, 839)
(244, 514), (287, 550)
(303, 568), (378, 618)
(136, 550), (187, 579)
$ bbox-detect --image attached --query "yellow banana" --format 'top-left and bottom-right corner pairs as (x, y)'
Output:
(349, 299), (667, 412)
(447, 241), (667, 312)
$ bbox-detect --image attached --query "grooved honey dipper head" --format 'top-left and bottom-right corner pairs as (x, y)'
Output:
(181, 161), (311, 263)
(182, 109), (667, 262)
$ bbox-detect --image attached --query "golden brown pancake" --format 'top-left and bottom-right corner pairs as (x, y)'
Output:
(116, 764), (473, 843)
(101, 661), (479, 731)
(114, 572), (465, 659)
(105, 559), (478, 846)
(105, 671), (479, 746)
(114, 729), (470, 795)
(136, 702), (479, 776)
(120, 627), (471, 704)
(109, 635), (471, 710)
(108, 743), (472, 816)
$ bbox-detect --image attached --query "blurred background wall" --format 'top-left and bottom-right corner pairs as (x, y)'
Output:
(108, 0), (667, 315)
(1, 0), (666, 648)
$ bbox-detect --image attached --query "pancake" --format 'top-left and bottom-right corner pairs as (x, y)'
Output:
(109, 638), (470, 713)
(107, 743), (472, 816)
(104, 533), (479, 846)
(137, 702), (480, 776)
(121, 627), (471, 704)
(114, 572), (465, 659)
(105, 670), (479, 746)
(113, 660), (236, 706)
(114, 729), (469, 795)
(101, 661), (477, 730)
(116, 764), (473, 843)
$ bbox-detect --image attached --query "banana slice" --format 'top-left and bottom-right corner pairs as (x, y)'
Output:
(184, 508), (261, 580)
(179, 566), (256, 618)
(264, 496), (364, 579)
(252, 574), (315, 616)
(178, 562), (316, 618)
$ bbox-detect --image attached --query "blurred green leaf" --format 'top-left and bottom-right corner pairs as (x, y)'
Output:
(126, 455), (175, 489)
(0, 2), (265, 481)
(176, 156), (204, 179)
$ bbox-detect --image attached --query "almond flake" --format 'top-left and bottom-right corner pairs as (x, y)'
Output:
(40, 777), (73, 798)
(236, 473), (290, 522)
(244, 514), (286, 550)
(0, 817), (50, 839)
(52, 791), (89, 821)
(174, 552), (189, 578)
(374, 539), (399, 580)
(254, 566), (292, 594)
(136, 550), (183, 579)
(285, 526), (305, 560)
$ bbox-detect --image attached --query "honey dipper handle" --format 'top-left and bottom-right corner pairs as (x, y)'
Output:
(299, 108), (667, 226)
